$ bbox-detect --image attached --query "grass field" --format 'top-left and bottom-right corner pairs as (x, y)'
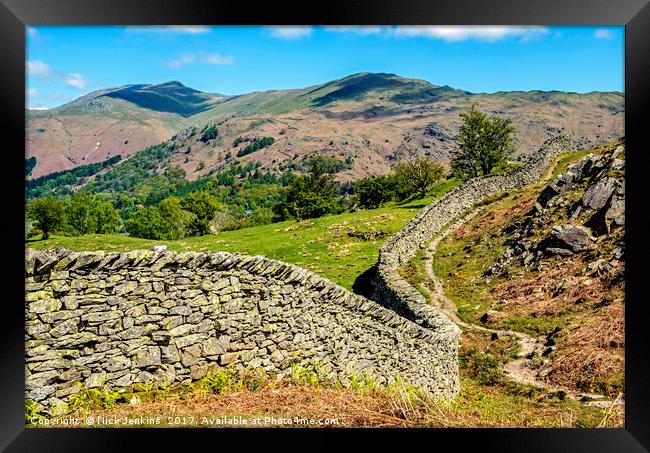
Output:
(26, 179), (460, 291)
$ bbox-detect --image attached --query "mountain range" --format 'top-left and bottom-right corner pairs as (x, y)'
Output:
(26, 73), (624, 181)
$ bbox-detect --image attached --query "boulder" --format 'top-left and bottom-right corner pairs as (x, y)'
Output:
(544, 224), (592, 254)
(581, 177), (618, 211)
(480, 310), (504, 324)
(605, 194), (625, 229)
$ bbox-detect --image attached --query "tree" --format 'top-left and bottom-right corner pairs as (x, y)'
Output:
(124, 207), (166, 239)
(64, 192), (121, 235)
(352, 175), (396, 209)
(180, 191), (220, 236)
(158, 197), (190, 240)
(452, 103), (516, 179)
(272, 156), (341, 220)
(91, 198), (122, 234)
(26, 197), (64, 240)
(393, 158), (445, 199)
(65, 192), (95, 235)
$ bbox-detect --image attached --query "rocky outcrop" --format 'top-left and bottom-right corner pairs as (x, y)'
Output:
(25, 248), (459, 411)
(486, 141), (625, 274)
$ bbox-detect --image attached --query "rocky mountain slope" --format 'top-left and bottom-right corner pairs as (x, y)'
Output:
(26, 73), (624, 181)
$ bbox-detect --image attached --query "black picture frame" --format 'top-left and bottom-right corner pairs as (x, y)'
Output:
(2, 0), (648, 450)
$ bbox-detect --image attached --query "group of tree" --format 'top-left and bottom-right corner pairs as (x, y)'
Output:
(123, 197), (190, 240)
(80, 190), (223, 241)
(236, 136), (275, 157)
(200, 124), (219, 143)
(350, 159), (445, 210)
(277, 102), (516, 215)
(26, 155), (122, 199)
(27, 192), (121, 240)
(25, 157), (37, 177)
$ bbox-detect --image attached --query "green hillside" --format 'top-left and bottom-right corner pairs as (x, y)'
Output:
(102, 81), (219, 117)
(26, 188), (453, 291)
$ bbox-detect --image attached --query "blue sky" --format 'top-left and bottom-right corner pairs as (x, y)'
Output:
(26, 25), (624, 110)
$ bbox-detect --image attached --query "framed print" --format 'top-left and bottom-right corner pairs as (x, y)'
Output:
(1, 0), (648, 450)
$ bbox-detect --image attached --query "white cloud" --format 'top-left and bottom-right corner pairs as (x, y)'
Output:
(64, 73), (88, 90)
(27, 60), (89, 91)
(166, 26), (211, 34)
(202, 53), (234, 65)
(265, 26), (313, 40)
(594, 28), (614, 39)
(26, 27), (52, 43)
(28, 105), (50, 111)
(167, 52), (234, 68)
(393, 26), (548, 42)
(167, 53), (196, 68)
(27, 60), (53, 77)
(27, 88), (39, 98)
(125, 26), (211, 35)
(324, 26), (386, 35)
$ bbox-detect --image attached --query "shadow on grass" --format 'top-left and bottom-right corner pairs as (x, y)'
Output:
(25, 237), (44, 244)
(394, 192), (430, 210)
(352, 264), (377, 299)
(396, 202), (428, 210)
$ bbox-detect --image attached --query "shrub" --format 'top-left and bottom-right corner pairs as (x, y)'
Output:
(200, 125), (219, 143)
(460, 348), (503, 385)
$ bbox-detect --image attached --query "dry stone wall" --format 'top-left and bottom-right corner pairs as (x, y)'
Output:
(372, 136), (574, 328)
(25, 248), (459, 410)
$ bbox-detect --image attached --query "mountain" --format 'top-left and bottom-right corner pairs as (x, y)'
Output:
(26, 73), (624, 181)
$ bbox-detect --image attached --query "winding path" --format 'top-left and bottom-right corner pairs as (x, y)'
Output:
(419, 203), (615, 406)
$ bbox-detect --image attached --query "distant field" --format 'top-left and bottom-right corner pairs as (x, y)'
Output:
(26, 181), (459, 291)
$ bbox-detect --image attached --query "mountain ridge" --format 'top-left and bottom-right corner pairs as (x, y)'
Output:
(26, 72), (624, 180)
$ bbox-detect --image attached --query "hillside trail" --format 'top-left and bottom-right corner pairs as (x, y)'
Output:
(420, 208), (616, 407)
